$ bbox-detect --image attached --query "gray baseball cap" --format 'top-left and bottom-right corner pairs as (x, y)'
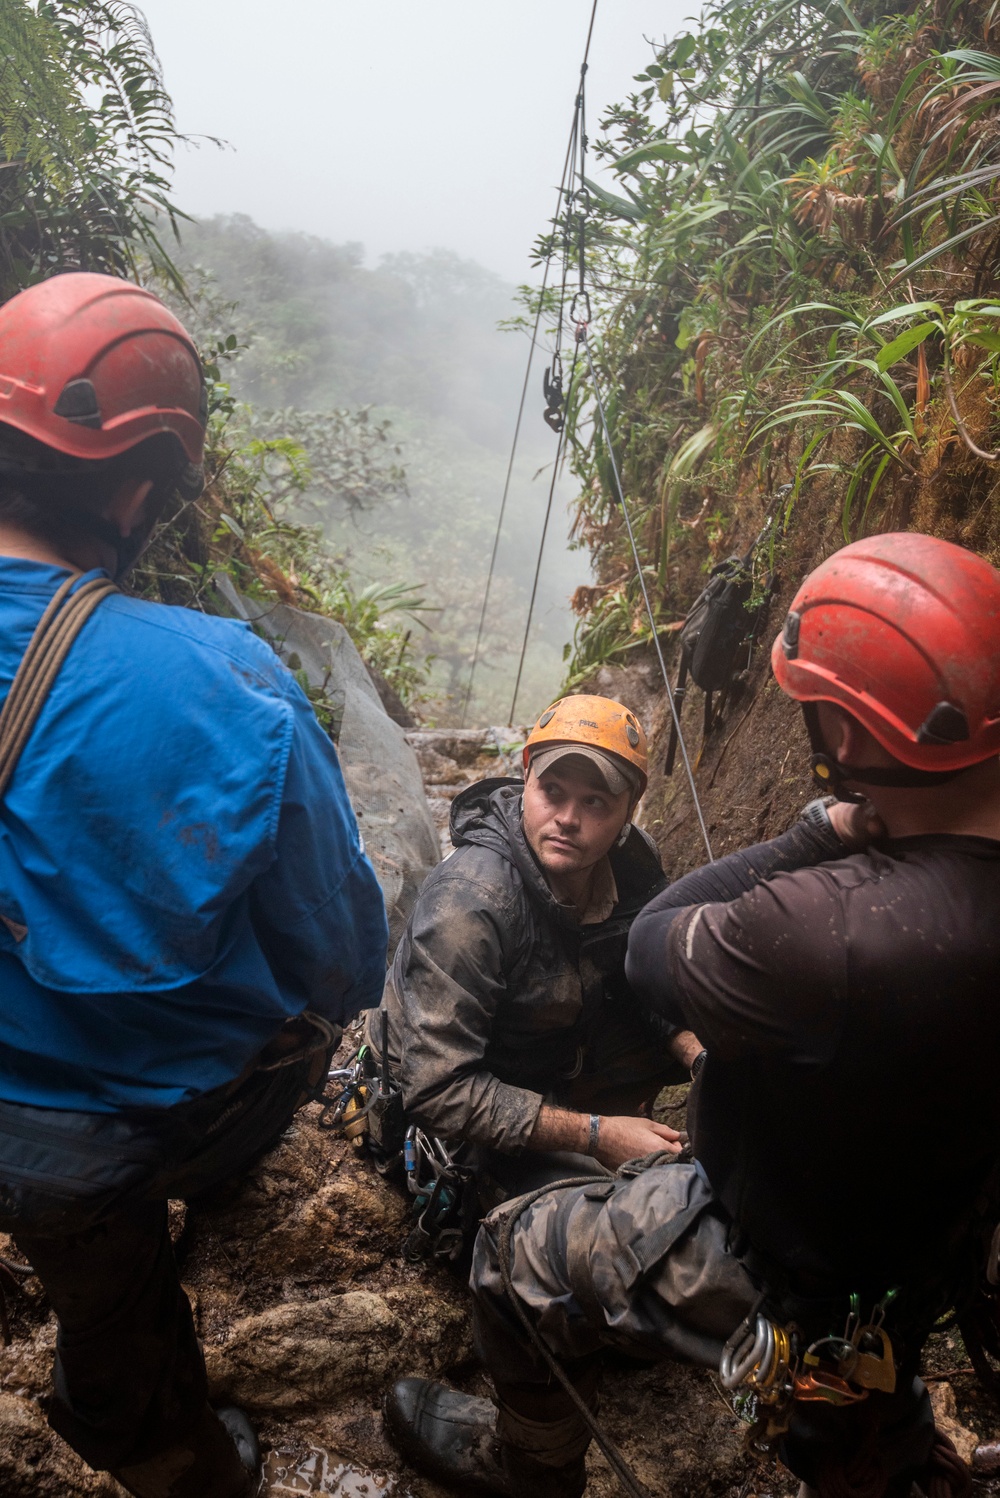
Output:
(527, 744), (639, 797)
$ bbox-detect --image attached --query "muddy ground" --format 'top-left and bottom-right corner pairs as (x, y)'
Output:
(1, 1067), (998, 1497)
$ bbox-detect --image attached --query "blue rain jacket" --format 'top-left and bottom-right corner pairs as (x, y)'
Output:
(0, 559), (388, 1113)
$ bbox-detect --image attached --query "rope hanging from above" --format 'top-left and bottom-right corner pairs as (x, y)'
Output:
(0, 572), (118, 803)
(459, 1), (599, 728)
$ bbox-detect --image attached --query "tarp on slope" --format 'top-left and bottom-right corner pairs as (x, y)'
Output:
(213, 576), (439, 950)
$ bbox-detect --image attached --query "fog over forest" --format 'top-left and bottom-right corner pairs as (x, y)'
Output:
(174, 215), (589, 723)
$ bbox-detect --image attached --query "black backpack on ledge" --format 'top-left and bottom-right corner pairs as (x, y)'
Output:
(664, 514), (779, 776)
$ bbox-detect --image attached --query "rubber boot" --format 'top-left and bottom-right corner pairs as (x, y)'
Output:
(110, 1402), (261, 1498)
(384, 1378), (587, 1498)
(384, 1378), (511, 1496)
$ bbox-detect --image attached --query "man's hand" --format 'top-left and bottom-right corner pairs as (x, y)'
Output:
(826, 797), (887, 851)
(529, 1104), (683, 1166)
(594, 1115), (683, 1170)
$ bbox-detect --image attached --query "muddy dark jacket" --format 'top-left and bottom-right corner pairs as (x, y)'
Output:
(378, 778), (666, 1151)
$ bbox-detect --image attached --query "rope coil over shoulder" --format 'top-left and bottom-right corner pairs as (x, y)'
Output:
(0, 572), (118, 802)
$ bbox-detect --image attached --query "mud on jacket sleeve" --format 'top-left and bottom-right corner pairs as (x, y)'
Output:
(249, 678), (389, 1025)
(396, 872), (544, 1153)
(625, 814), (847, 1036)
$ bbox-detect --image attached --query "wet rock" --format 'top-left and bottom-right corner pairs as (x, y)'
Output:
(207, 1288), (471, 1413)
(928, 1380), (979, 1466)
(404, 726), (525, 855)
(0, 1315), (55, 1402)
(0, 1392), (118, 1496)
(974, 1440), (1000, 1475)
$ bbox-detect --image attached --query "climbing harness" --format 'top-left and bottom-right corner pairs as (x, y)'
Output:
(319, 1017), (473, 1259)
(0, 571), (118, 799)
(318, 1013), (406, 1174)
(401, 1126), (475, 1264)
(0, 572), (115, 1345)
(720, 1291), (902, 1459)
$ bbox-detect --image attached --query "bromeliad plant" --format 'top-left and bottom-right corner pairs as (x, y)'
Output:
(541, 0), (1000, 680)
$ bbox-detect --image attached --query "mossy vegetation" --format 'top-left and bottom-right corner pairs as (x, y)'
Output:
(552, 0), (1000, 684)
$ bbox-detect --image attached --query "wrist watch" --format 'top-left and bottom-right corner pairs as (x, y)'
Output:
(801, 795), (834, 835)
(690, 1049), (707, 1081)
(801, 796), (847, 851)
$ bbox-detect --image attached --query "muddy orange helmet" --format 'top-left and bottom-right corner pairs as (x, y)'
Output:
(523, 695), (648, 797)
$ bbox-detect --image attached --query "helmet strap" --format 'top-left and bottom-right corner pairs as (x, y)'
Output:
(802, 704), (964, 795)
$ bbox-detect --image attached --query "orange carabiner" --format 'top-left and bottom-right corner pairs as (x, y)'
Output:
(794, 1367), (868, 1406)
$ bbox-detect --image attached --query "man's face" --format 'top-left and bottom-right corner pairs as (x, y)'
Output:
(522, 758), (632, 880)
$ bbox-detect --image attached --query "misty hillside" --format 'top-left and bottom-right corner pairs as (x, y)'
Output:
(172, 215), (590, 723)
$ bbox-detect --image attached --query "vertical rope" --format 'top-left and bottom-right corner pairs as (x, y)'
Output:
(581, 335), (714, 862)
(459, 0), (600, 727)
(508, 345), (581, 724)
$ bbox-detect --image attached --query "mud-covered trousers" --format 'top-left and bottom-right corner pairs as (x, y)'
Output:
(471, 1160), (936, 1492)
(1, 1041), (329, 1473)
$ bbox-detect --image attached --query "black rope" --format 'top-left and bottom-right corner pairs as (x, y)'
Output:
(494, 1176), (655, 1498)
(580, 332), (715, 862)
(459, 0), (599, 727)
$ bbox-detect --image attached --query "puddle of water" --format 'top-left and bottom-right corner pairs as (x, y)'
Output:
(263, 1448), (405, 1497)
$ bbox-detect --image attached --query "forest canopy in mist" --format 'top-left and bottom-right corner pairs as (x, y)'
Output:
(174, 215), (589, 723)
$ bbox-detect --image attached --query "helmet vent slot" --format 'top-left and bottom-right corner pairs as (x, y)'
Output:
(53, 379), (102, 429)
(782, 610), (801, 659)
(917, 701), (970, 744)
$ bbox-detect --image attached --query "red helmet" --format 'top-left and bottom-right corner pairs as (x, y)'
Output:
(0, 272), (205, 489)
(772, 532), (1000, 773)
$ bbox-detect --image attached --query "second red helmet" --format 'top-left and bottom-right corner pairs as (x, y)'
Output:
(772, 531), (1000, 772)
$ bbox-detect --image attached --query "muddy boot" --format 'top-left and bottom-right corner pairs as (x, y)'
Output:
(110, 1402), (261, 1498)
(384, 1378), (511, 1495)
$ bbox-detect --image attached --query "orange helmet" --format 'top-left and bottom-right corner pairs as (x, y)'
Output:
(523, 695), (648, 797)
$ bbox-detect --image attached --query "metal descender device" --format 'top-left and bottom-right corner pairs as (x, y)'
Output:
(720, 1290), (899, 1454)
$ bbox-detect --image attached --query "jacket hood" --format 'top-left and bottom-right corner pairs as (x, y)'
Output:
(448, 776), (665, 926)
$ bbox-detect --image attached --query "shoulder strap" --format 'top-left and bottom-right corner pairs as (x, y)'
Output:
(0, 573), (118, 801)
